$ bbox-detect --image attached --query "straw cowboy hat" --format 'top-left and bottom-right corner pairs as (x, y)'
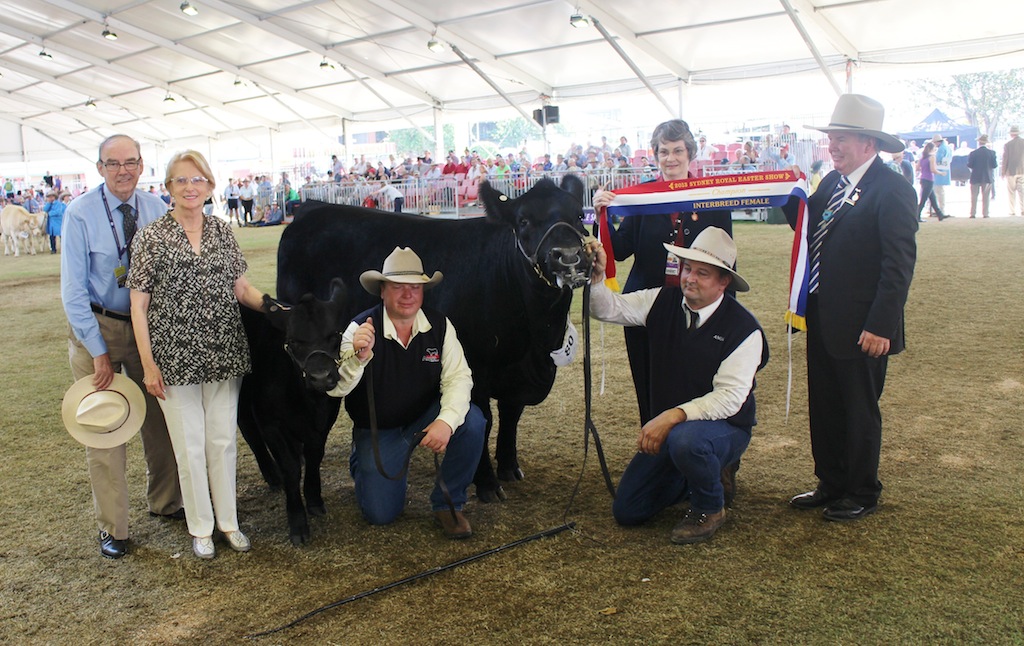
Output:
(664, 227), (750, 292)
(359, 246), (443, 294)
(806, 94), (905, 154)
(62, 374), (146, 449)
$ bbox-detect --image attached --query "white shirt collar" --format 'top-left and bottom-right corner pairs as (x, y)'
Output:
(844, 155), (877, 192)
(682, 292), (725, 329)
(382, 307), (432, 349)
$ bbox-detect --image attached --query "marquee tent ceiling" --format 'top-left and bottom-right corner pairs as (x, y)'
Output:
(1, 0), (1023, 153)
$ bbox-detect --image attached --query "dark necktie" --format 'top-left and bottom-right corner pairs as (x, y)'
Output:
(808, 176), (849, 293)
(118, 203), (137, 259)
(686, 306), (698, 331)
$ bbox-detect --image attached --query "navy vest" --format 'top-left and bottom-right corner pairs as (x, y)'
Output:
(344, 303), (447, 429)
(645, 289), (768, 430)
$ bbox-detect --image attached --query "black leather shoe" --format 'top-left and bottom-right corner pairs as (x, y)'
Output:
(823, 498), (877, 522)
(99, 531), (127, 559)
(789, 489), (840, 510)
(149, 508), (186, 520)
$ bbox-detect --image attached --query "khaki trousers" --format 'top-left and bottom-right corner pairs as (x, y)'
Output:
(1007, 175), (1024, 215)
(68, 315), (182, 540)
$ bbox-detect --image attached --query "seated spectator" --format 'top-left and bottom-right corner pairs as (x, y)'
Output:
(253, 201), (284, 226)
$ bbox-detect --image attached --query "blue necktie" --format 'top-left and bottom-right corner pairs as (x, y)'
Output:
(808, 176), (848, 294)
(119, 203), (137, 260)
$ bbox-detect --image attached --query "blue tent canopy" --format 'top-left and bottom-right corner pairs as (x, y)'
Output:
(898, 108), (979, 146)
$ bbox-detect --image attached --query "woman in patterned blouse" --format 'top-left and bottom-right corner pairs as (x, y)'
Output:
(127, 150), (267, 560)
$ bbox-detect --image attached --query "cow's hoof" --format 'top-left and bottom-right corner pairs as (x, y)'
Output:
(497, 466), (525, 482)
(476, 484), (507, 503)
(289, 531), (310, 546)
(308, 503), (326, 517)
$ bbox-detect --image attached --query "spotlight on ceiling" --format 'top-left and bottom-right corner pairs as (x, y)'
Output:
(38, 49), (53, 59)
(427, 37), (445, 53)
(233, 76), (243, 86)
(319, 57), (334, 71)
(569, 12), (589, 28)
(102, 27), (118, 41)
(180, 1), (199, 16)
(85, 99), (97, 109)
(163, 92), (175, 103)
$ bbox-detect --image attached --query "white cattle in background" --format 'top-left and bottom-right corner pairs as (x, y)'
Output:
(1, 204), (46, 256)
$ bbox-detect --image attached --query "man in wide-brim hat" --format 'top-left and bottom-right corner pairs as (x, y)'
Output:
(784, 93), (918, 523)
(585, 227), (769, 545)
(327, 246), (486, 539)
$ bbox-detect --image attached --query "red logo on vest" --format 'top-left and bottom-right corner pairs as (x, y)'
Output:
(422, 348), (440, 363)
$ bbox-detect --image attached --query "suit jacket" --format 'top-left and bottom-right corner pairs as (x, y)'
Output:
(1001, 136), (1024, 176)
(967, 146), (997, 184)
(785, 156), (918, 360)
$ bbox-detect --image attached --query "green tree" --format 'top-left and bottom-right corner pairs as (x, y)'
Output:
(490, 117), (543, 150)
(384, 124), (454, 156)
(913, 70), (1024, 137)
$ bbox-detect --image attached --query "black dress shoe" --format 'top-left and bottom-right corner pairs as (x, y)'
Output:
(99, 531), (127, 559)
(149, 508), (186, 520)
(789, 489), (840, 510)
(823, 498), (877, 522)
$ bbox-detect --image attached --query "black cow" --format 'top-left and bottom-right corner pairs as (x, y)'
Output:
(275, 175), (590, 503)
(237, 281), (348, 544)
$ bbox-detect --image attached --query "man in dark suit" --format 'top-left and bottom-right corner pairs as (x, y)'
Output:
(967, 134), (997, 218)
(784, 94), (918, 522)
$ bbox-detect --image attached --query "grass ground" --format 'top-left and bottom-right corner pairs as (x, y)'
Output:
(1, 195), (1022, 645)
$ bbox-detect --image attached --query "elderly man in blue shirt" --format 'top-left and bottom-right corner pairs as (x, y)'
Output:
(60, 134), (183, 559)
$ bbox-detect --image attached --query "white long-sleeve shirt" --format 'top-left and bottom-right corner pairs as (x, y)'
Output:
(590, 283), (763, 422)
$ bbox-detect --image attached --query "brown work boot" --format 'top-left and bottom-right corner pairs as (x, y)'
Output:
(721, 460), (739, 508)
(434, 510), (472, 539)
(670, 508), (726, 545)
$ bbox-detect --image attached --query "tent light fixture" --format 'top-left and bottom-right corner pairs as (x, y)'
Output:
(180, 1), (199, 16)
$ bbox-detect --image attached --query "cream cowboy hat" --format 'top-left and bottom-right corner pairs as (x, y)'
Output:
(62, 374), (146, 449)
(806, 94), (905, 154)
(664, 227), (749, 292)
(359, 246), (443, 294)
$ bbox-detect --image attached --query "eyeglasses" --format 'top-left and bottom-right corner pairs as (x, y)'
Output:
(101, 159), (141, 171)
(171, 176), (210, 186)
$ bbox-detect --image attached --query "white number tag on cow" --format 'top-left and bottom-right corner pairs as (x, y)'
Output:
(550, 318), (578, 367)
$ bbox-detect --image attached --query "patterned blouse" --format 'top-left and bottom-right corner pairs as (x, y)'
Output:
(126, 212), (251, 386)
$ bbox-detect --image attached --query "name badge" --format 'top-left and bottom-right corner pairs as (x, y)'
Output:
(665, 254), (680, 277)
(114, 264), (127, 288)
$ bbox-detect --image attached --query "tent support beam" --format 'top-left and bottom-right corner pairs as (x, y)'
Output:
(450, 45), (535, 124)
(591, 18), (676, 119)
(779, 0), (843, 96)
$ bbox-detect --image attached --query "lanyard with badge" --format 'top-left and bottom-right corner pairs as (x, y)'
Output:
(100, 185), (138, 288)
(665, 212), (697, 287)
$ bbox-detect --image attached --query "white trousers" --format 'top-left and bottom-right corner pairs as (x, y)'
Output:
(158, 378), (242, 537)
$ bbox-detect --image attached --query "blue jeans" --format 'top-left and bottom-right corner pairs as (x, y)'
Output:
(612, 419), (750, 525)
(349, 401), (485, 525)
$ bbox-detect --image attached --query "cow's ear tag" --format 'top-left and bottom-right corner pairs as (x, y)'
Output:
(499, 194), (508, 201)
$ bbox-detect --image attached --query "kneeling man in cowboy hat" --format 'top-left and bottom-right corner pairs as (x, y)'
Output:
(588, 228), (769, 544)
(327, 246), (486, 538)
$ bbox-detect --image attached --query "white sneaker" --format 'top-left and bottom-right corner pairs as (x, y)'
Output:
(192, 536), (216, 559)
(224, 530), (251, 552)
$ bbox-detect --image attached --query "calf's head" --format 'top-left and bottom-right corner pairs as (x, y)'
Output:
(480, 175), (592, 289)
(265, 278), (349, 392)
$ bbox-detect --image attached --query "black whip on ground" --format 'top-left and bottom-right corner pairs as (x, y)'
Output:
(244, 522), (575, 639)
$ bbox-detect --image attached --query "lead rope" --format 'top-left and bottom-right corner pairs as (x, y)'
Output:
(365, 360), (457, 525)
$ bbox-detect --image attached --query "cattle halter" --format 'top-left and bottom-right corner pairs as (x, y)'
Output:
(514, 221), (593, 289)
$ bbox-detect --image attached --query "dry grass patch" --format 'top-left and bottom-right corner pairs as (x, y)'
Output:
(1, 219), (1022, 644)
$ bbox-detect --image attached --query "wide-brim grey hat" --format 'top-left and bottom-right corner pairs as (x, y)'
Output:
(359, 246), (443, 294)
(806, 93), (905, 154)
(663, 227), (749, 292)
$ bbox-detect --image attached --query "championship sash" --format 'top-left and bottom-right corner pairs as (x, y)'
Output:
(596, 171), (809, 330)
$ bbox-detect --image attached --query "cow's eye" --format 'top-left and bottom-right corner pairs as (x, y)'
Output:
(518, 216), (530, 228)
